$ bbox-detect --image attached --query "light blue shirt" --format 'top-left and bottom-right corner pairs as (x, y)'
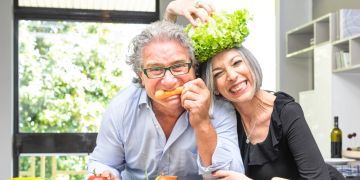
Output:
(88, 84), (244, 179)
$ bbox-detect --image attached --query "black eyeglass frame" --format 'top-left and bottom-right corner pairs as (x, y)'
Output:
(142, 61), (193, 79)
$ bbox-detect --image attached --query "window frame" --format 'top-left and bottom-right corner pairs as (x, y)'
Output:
(13, 0), (159, 177)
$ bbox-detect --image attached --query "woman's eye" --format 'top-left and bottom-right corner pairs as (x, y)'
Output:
(213, 71), (223, 78)
(233, 60), (242, 66)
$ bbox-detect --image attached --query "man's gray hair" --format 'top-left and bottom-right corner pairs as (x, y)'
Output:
(201, 46), (263, 104)
(126, 20), (197, 85)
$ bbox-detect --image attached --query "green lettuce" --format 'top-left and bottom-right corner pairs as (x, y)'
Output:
(185, 9), (250, 63)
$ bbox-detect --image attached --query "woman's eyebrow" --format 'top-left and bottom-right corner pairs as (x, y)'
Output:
(212, 67), (222, 72)
(230, 55), (243, 62)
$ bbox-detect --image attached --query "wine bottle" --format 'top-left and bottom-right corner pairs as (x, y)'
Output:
(331, 116), (342, 158)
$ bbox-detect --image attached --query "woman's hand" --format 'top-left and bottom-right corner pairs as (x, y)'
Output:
(164, 0), (215, 26)
(212, 170), (252, 180)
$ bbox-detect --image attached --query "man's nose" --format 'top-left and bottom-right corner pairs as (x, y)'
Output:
(161, 70), (178, 84)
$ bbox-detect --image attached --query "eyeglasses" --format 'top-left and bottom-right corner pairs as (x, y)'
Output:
(142, 61), (192, 79)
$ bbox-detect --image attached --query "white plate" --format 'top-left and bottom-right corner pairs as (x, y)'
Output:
(325, 158), (355, 165)
(343, 150), (360, 160)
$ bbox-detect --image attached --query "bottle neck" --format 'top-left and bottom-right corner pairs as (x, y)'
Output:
(334, 117), (339, 128)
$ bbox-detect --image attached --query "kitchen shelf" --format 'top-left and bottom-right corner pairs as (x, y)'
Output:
(333, 64), (360, 73)
(286, 14), (333, 57)
(332, 34), (360, 71)
(286, 46), (314, 58)
(315, 15), (332, 44)
(287, 23), (314, 56)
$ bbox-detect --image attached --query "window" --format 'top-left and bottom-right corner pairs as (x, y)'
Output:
(14, 0), (159, 179)
(18, 20), (145, 133)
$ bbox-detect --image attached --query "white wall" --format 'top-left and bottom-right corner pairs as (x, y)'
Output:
(0, 0), (13, 178)
(276, 0), (312, 100)
(313, 0), (360, 19)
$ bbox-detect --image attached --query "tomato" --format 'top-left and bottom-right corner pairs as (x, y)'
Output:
(155, 175), (177, 180)
(87, 175), (108, 180)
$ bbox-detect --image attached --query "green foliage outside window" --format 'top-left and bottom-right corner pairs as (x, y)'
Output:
(18, 20), (145, 179)
(19, 21), (127, 133)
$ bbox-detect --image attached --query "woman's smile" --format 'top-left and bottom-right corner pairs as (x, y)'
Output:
(229, 80), (248, 95)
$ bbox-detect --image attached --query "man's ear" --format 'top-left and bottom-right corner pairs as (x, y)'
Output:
(138, 72), (145, 86)
(194, 64), (200, 78)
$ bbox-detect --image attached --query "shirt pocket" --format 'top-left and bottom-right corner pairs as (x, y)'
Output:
(174, 150), (198, 176)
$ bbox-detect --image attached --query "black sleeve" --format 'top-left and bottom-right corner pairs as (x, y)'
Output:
(281, 102), (330, 179)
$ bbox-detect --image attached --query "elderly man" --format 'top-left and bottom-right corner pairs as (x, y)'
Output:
(87, 21), (243, 180)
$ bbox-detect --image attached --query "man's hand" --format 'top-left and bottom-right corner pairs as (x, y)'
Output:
(164, 0), (215, 26)
(181, 78), (211, 128)
(181, 78), (216, 166)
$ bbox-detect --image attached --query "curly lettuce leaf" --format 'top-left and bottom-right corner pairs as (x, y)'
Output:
(185, 9), (250, 63)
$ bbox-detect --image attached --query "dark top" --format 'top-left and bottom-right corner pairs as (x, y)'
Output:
(237, 92), (331, 180)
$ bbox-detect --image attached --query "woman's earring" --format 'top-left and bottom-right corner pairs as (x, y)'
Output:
(214, 90), (219, 95)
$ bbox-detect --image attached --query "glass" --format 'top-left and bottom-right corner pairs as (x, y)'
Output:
(18, 20), (146, 132)
(142, 62), (192, 79)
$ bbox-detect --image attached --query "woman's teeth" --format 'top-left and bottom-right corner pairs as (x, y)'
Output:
(230, 81), (247, 93)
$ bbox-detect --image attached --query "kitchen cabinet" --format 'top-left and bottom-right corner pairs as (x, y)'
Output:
(286, 11), (360, 158)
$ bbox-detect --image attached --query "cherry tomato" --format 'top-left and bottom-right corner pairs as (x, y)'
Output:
(88, 175), (108, 180)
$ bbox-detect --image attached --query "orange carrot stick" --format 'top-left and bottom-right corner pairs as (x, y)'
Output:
(155, 86), (184, 100)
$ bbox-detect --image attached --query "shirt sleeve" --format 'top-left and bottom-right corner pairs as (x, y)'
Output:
(197, 99), (244, 175)
(87, 103), (125, 178)
(281, 102), (330, 179)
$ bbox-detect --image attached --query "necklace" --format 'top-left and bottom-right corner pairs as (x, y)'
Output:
(238, 92), (267, 144)
(241, 118), (258, 144)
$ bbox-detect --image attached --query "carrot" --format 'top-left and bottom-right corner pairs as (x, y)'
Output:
(155, 86), (184, 100)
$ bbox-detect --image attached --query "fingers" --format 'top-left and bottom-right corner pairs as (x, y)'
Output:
(181, 78), (210, 112)
(100, 171), (119, 180)
(183, 7), (209, 27)
(212, 170), (231, 178)
(164, 0), (215, 27)
(181, 88), (202, 111)
(192, 8), (210, 24)
(184, 78), (207, 89)
(100, 171), (111, 179)
(212, 170), (252, 180)
(183, 10), (198, 27)
(195, 0), (215, 16)
(182, 78), (208, 102)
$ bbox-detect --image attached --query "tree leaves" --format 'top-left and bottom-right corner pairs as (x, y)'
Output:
(19, 21), (126, 133)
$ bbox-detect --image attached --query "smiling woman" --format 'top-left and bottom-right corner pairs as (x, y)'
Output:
(211, 0), (275, 91)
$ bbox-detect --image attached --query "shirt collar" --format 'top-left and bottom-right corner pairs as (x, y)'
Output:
(138, 87), (155, 110)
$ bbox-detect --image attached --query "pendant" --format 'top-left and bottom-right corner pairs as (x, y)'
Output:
(246, 137), (250, 144)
